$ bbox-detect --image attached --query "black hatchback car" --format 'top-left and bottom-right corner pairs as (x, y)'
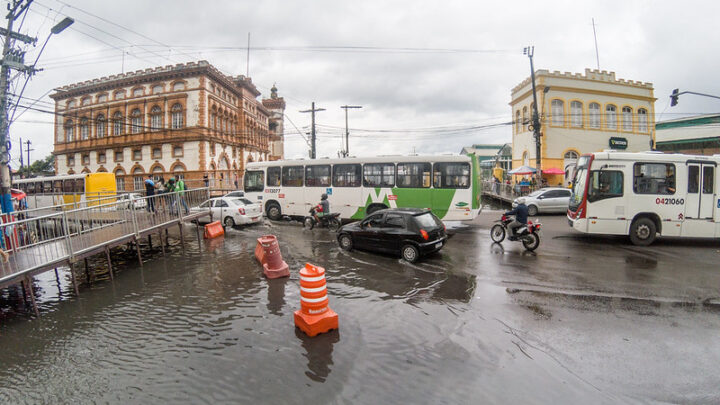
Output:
(336, 208), (447, 263)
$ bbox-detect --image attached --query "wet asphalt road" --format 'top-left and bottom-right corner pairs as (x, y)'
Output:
(0, 211), (718, 404)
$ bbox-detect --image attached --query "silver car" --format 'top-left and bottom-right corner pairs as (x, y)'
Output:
(513, 187), (572, 216)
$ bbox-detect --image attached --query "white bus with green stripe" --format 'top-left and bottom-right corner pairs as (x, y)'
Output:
(243, 154), (481, 221)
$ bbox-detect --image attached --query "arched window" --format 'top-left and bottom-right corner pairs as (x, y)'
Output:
(171, 103), (184, 129)
(515, 111), (521, 133)
(115, 168), (125, 191)
(80, 118), (89, 139)
(551, 99), (564, 126)
(570, 101), (583, 127)
(152, 85), (163, 94)
(132, 87), (144, 97)
(173, 82), (185, 91)
(132, 167), (144, 190)
(152, 165), (164, 182)
(588, 102), (601, 128)
(219, 157), (229, 170)
(150, 106), (162, 131)
(64, 119), (74, 142)
(113, 112), (123, 135)
(96, 114), (106, 138)
(564, 151), (579, 159)
(522, 151), (529, 166)
(81, 97), (91, 106)
(97, 94), (107, 103)
(66, 100), (76, 109)
(114, 90), (125, 100)
(522, 107), (528, 132)
(605, 104), (617, 130)
(622, 106), (633, 131)
(131, 108), (142, 134)
(211, 112), (217, 130)
(638, 108), (648, 133)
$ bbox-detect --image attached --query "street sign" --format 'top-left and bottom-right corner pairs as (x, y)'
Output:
(609, 137), (628, 150)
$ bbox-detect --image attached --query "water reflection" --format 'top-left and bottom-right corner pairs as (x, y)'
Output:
(295, 328), (340, 383)
(266, 278), (288, 315)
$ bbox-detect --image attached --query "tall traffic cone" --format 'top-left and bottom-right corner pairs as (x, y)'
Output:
(294, 263), (338, 337)
(254, 235), (290, 278)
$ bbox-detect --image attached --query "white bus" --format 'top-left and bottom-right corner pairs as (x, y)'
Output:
(567, 150), (720, 245)
(243, 155), (481, 221)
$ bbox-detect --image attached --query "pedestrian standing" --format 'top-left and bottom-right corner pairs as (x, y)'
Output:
(203, 173), (209, 188)
(144, 175), (156, 212)
(175, 175), (189, 215)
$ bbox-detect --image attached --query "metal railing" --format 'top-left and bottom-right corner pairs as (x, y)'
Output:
(482, 180), (541, 199)
(0, 188), (210, 286)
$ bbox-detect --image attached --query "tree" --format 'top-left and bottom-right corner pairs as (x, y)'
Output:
(22, 154), (54, 177)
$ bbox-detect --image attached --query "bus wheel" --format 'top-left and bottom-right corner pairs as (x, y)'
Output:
(630, 217), (656, 246)
(267, 203), (281, 221)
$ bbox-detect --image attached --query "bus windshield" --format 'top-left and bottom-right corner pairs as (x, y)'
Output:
(244, 170), (264, 192)
(569, 156), (591, 210)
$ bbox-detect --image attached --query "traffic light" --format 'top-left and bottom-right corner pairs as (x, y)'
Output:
(670, 88), (680, 107)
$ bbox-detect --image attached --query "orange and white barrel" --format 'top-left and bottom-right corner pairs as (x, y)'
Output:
(294, 263), (338, 337)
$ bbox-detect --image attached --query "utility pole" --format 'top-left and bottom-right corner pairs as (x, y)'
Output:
(0, 1), (72, 212)
(18, 136), (22, 177)
(299, 102), (325, 159)
(24, 139), (32, 176)
(340, 105), (362, 157)
(524, 46), (542, 182)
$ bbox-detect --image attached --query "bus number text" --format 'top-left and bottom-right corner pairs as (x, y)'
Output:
(656, 197), (684, 205)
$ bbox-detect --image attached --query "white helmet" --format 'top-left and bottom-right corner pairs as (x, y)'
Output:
(516, 197), (527, 205)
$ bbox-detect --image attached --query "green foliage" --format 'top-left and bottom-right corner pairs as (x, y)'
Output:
(20, 154), (54, 177)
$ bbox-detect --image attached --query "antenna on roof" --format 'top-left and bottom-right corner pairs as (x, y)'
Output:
(592, 18), (600, 70)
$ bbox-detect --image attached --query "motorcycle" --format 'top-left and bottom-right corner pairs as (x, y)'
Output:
(304, 206), (341, 231)
(490, 214), (541, 251)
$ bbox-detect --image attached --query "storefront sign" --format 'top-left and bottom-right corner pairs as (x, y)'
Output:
(609, 137), (628, 150)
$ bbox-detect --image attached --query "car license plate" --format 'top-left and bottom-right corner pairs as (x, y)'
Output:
(435, 242), (442, 249)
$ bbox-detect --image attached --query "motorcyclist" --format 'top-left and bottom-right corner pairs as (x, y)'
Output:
(505, 197), (529, 240)
(313, 193), (330, 224)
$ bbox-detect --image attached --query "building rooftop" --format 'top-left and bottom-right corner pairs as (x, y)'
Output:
(511, 68), (653, 94)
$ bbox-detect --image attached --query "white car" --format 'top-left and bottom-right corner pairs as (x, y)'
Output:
(116, 192), (147, 210)
(191, 196), (262, 227)
(512, 187), (572, 216)
(223, 191), (245, 198)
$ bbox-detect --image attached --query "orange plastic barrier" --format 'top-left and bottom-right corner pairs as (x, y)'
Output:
(203, 221), (225, 239)
(254, 235), (289, 278)
(294, 263), (338, 337)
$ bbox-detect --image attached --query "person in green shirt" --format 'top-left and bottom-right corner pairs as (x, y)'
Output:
(174, 175), (189, 214)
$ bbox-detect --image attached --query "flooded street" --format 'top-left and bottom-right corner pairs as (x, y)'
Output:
(1, 213), (719, 404)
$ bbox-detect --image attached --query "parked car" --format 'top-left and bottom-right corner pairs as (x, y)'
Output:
(512, 187), (571, 216)
(223, 191), (245, 198)
(190, 197), (262, 227)
(116, 192), (147, 210)
(336, 208), (447, 263)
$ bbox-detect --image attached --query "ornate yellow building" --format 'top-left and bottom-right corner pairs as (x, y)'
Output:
(510, 68), (656, 186)
(51, 60), (282, 190)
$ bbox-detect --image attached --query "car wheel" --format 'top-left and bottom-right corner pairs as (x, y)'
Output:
(267, 203), (281, 221)
(224, 216), (235, 228)
(630, 217), (656, 246)
(490, 224), (506, 243)
(338, 234), (353, 251)
(527, 204), (538, 216)
(522, 232), (540, 251)
(401, 244), (420, 263)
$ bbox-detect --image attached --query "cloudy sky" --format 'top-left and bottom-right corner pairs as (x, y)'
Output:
(7, 0), (720, 166)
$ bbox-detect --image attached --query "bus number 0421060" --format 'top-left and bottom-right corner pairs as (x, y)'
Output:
(655, 197), (684, 205)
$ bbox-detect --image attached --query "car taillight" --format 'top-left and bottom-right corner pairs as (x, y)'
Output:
(420, 229), (429, 240)
(238, 207), (245, 215)
(443, 223), (446, 232)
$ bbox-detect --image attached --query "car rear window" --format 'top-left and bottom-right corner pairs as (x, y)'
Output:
(413, 212), (441, 229)
(233, 198), (254, 205)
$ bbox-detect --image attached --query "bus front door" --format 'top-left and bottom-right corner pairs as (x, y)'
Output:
(683, 163), (715, 237)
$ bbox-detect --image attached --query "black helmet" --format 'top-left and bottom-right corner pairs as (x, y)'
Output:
(321, 193), (328, 200)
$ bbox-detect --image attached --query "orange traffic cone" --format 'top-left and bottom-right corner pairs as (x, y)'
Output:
(254, 235), (290, 278)
(294, 263), (338, 337)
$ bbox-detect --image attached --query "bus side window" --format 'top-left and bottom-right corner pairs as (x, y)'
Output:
(27, 182), (35, 194)
(76, 179), (85, 193)
(332, 164), (361, 187)
(267, 167), (281, 187)
(688, 166), (699, 193)
(44, 181), (52, 193)
(434, 162), (471, 189)
(54, 180), (63, 193)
